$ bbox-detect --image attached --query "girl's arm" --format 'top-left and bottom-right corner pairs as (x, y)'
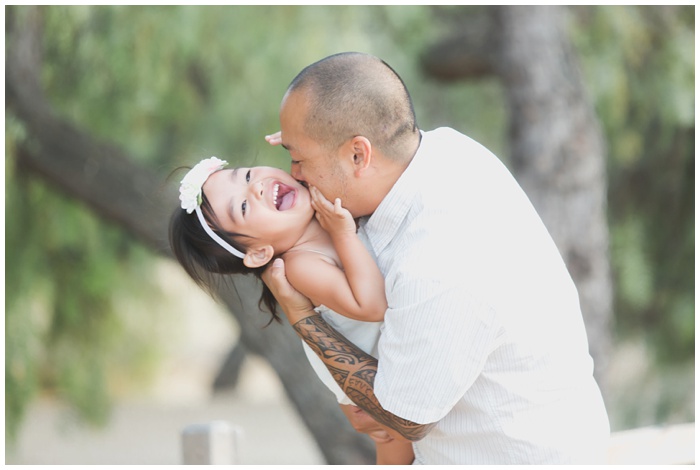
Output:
(284, 187), (387, 322)
(311, 186), (386, 322)
(285, 248), (386, 323)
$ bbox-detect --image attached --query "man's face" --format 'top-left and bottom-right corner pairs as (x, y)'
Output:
(279, 90), (356, 215)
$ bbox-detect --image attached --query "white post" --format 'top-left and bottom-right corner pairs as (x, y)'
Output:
(182, 421), (242, 465)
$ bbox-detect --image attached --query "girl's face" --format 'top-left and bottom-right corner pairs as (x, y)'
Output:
(202, 166), (314, 255)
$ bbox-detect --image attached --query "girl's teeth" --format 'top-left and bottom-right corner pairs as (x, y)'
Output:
(273, 184), (279, 207)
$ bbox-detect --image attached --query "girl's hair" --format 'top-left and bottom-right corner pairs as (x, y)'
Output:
(169, 192), (281, 325)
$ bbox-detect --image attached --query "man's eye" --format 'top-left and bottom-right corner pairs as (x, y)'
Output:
(291, 159), (301, 165)
(246, 170), (251, 183)
(242, 200), (247, 216)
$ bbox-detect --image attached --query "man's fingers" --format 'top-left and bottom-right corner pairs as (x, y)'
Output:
(261, 257), (285, 291)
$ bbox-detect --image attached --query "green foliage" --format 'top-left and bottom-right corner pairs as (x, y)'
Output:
(6, 115), (162, 440)
(572, 5), (695, 364)
(38, 5), (440, 170)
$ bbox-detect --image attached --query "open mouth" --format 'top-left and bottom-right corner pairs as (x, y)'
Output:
(273, 183), (296, 211)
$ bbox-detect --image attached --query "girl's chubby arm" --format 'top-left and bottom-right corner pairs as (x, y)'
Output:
(285, 187), (387, 322)
(285, 249), (386, 323)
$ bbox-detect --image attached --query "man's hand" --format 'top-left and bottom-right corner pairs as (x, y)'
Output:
(310, 186), (356, 238)
(262, 258), (316, 325)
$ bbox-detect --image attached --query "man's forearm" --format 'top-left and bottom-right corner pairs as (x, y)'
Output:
(293, 315), (435, 441)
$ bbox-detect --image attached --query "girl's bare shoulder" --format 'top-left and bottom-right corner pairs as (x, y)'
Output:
(282, 248), (339, 268)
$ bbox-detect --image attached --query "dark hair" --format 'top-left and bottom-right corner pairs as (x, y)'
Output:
(168, 193), (281, 325)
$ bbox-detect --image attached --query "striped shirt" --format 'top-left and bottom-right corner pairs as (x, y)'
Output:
(362, 127), (610, 464)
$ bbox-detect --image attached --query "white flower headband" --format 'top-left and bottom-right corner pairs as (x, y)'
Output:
(179, 157), (245, 259)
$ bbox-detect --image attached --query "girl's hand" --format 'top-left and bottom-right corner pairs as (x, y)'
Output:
(310, 186), (356, 237)
(265, 131), (282, 146)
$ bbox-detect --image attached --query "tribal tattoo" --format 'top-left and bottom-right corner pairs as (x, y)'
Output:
(293, 315), (435, 441)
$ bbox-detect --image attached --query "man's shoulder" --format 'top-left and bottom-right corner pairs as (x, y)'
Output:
(422, 126), (466, 141)
(420, 127), (492, 163)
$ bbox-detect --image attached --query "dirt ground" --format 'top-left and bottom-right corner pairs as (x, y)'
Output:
(6, 264), (327, 465)
(6, 357), (326, 465)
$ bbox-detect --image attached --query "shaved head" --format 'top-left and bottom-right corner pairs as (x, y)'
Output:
(285, 52), (419, 162)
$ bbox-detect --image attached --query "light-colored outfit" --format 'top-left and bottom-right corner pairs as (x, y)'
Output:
(355, 127), (610, 464)
(302, 305), (382, 406)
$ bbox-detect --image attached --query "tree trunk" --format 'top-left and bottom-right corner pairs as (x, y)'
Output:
(495, 5), (613, 389)
(422, 6), (613, 391)
(6, 6), (374, 464)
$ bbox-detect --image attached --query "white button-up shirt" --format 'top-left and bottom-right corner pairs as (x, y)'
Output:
(360, 127), (610, 464)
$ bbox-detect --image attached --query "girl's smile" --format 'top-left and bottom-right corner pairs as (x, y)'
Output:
(202, 166), (314, 255)
(273, 182), (297, 211)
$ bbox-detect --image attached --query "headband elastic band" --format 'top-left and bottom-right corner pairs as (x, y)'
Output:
(195, 206), (246, 259)
(178, 156), (246, 260)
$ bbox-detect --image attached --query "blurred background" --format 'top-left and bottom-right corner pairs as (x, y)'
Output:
(5, 5), (694, 465)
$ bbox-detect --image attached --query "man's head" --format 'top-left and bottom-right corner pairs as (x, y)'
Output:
(279, 52), (420, 218)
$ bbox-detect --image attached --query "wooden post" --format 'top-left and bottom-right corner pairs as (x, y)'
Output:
(182, 421), (242, 465)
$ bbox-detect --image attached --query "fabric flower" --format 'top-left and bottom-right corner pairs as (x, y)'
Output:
(179, 157), (228, 213)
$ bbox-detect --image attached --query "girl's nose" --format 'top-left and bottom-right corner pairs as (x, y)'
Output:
(251, 180), (264, 200)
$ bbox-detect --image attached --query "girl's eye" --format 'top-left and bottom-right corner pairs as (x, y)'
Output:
(241, 200), (247, 216)
(246, 170), (251, 183)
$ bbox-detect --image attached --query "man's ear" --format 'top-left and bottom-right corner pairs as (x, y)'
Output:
(350, 136), (372, 176)
(243, 245), (275, 269)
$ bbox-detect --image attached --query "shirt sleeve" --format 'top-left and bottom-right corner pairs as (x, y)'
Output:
(374, 272), (501, 424)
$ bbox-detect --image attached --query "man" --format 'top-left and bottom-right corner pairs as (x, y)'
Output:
(263, 52), (610, 464)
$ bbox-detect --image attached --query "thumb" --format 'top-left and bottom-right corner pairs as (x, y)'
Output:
(271, 257), (285, 277)
(262, 257), (285, 288)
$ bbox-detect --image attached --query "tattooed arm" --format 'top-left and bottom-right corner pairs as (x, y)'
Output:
(294, 314), (436, 441)
(263, 258), (436, 441)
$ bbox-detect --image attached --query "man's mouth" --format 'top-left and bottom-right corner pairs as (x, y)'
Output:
(273, 183), (296, 211)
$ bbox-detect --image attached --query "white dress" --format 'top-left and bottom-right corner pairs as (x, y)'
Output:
(302, 305), (382, 405)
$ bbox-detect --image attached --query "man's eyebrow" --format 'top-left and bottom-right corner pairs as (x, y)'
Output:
(280, 143), (291, 151)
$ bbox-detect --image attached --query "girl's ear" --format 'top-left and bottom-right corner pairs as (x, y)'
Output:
(243, 245), (275, 268)
(350, 136), (372, 176)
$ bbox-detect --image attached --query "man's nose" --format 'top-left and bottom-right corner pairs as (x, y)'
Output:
(291, 163), (304, 182)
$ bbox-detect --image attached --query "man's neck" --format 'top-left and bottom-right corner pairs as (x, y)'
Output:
(369, 130), (421, 215)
